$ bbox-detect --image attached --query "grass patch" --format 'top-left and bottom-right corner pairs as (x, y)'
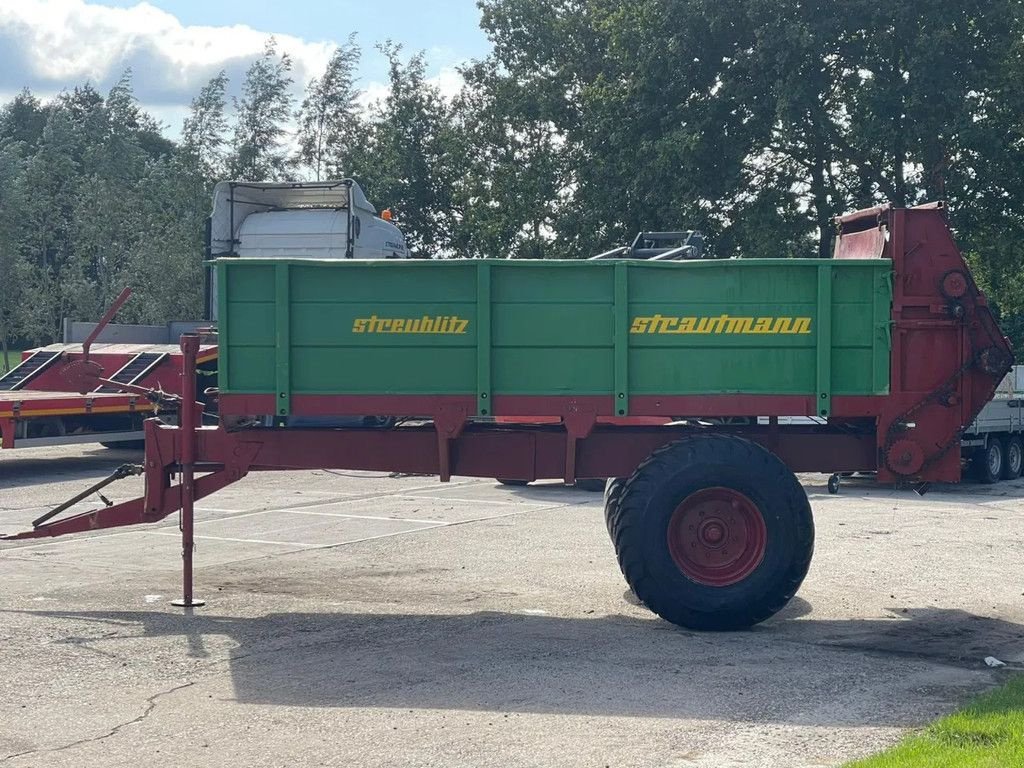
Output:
(846, 675), (1024, 767)
(1, 349), (23, 373)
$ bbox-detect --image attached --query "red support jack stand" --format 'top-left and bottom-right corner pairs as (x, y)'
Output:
(171, 333), (206, 609)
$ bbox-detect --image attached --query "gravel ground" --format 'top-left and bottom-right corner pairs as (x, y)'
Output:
(2, 444), (1023, 767)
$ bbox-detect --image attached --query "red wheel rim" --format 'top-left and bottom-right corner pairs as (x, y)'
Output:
(666, 487), (767, 587)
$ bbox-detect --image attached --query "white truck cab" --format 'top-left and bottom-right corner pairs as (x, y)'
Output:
(206, 179), (408, 318)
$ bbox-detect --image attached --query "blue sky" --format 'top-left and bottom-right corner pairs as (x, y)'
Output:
(0, 0), (494, 133)
(91, 0), (493, 84)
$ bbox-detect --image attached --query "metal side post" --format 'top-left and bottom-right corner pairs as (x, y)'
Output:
(172, 334), (205, 608)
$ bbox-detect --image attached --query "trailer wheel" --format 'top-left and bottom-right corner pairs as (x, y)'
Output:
(603, 477), (626, 537)
(28, 417), (66, 439)
(975, 440), (1004, 484)
(362, 416), (397, 428)
(1003, 436), (1023, 480)
(612, 434), (813, 631)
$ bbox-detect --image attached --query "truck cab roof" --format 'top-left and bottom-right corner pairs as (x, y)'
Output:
(209, 179), (379, 258)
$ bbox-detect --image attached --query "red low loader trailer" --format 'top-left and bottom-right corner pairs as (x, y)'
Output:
(0, 291), (216, 450)
(2, 203), (1013, 630)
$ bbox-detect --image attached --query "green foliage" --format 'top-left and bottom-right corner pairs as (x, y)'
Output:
(182, 71), (230, 179)
(353, 43), (460, 256)
(0, 71), (213, 353)
(2, 7), (1024, 351)
(295, 35), (362, 180)
(229, 38), (295, 181)
(845, 675), (1024, 767)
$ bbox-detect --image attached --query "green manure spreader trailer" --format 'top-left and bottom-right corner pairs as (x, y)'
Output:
(4, 202), (1012, 631)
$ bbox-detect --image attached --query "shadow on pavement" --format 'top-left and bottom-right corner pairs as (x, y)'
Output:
(0, 449), (143, 490)
(8, 605), (1020, 725)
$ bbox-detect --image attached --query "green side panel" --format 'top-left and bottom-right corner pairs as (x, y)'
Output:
(217, 257), (893, 414)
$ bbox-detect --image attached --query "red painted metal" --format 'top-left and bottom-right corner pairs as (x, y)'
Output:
(0, 342), (216, 449)
(1, 421), (880, 542)
(835, 203), (1013, 484)
(219, 392), (888, 420)
(666, 487), (767, 587)
(171, 334), (204, 608)
(81, 287), (132, 360)
(0, 391), (143, 415)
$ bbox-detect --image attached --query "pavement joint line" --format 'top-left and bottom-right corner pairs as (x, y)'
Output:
(0, 554), (134, 571)
(175, 509), (278, 526)
(264, 501), (597, 561)
(223, 498), (589, 534)
(0, 528), (150, 551)
(148, 521), (448, 550)
(393, 493), (560, 507)
(210, 503), (589, 566)
(148, 531), (327, 547)
(2, 509), (271, 549)
(139, 502), (589, 568)
(260, 487), (478, 512)
(3, 478), (485, 532)
(279, 509), (460, 525)
(2, 491), (591, 555)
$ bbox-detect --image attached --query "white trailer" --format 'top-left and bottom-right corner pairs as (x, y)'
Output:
(961, 366), (1024, 483)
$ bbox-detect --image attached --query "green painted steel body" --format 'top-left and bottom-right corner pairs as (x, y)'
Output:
(216, 258), (893, 416)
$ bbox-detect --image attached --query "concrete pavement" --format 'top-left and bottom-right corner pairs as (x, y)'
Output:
(2, 444), (1024, 767)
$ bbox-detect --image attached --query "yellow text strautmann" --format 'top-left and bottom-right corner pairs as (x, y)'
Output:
(630, 314), (812, 335)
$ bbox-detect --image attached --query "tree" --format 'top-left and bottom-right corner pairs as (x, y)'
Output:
(479, 0), (771, 257)
(354, 43), (460, 256)
(0, 143), (30, 369)
(182, 71), (230, 180)
(295, 36), (362, 180)
(1, 1), (1023, 349)
(230, 38), (295, 181)
(450, 59), (566, 258)
(0, 88), (47, 150)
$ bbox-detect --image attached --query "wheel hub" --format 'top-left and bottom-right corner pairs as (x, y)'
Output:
(666, 487), (767, 587)
(989, 445), (1002, 475)
(699, 520), (726, 546)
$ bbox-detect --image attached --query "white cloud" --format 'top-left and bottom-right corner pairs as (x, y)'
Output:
(356, 66), (465, 115)
(431, 66), (465, 101)
(0, 0), (469, 136)
(356, 80), (391, 112)
(0, 0), (336, 125)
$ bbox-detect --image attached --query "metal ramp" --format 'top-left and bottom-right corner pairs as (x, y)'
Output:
(95, 352), (168, 393)
(0, 350), (61, 391)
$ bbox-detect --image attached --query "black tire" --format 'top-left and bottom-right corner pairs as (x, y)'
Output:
(1003, 436), (1023, 480)
(611, 434), (814, 631)
(28, 417), (66, 439)
(827, 474), (841, 494)
(362, 416), (397, 428)
(603, 477), (626, 537)
(496, 478), (529, 487)
(575, 477), (607, 493)
(975, 440), (1004, 484)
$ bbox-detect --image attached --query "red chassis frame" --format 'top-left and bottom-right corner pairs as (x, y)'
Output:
(1, 204), (1012, 608)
